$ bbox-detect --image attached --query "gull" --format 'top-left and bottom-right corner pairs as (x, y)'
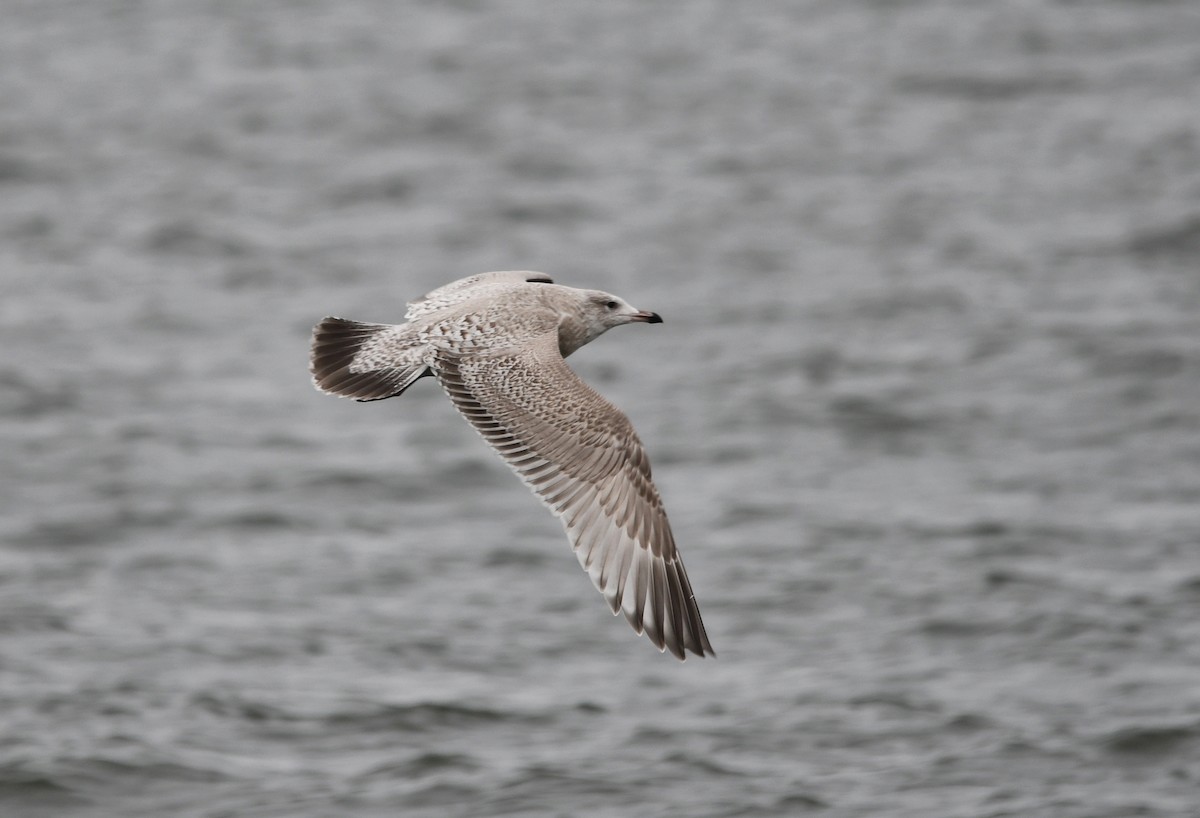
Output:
(309, 271), (714, 659)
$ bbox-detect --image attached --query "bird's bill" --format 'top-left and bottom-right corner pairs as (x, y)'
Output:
(630, 311), (663, 324)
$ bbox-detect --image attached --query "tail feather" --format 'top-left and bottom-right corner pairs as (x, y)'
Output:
(310, 317), (430, 401)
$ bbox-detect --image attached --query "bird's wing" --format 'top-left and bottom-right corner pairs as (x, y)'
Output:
(405, 271), (554, 321)
(431, 332), (713, 659)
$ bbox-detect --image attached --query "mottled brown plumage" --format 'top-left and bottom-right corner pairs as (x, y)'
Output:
(310, 271), (713, 659)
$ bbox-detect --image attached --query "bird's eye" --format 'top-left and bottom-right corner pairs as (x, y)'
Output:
(605, 300), (619, 310)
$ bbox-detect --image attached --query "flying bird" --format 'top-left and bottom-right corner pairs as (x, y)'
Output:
(310, 271), (713, 659)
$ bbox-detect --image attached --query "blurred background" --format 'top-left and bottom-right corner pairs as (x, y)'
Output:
(3, 1), (1200, 816)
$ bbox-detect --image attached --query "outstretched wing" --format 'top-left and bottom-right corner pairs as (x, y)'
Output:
(432, 333), (713, 659)
(405, 271), (554, 321)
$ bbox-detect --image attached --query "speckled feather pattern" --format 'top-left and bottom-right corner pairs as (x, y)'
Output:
(309, 272), (713, 659)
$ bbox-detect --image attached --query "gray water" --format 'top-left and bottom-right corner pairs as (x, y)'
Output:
(3, 2), (1200, 816)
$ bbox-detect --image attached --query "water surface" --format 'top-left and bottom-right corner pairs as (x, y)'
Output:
(2, 2), (1200, 816)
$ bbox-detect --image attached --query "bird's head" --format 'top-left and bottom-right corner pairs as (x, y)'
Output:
(582, 290), (662, 331)
(557, 289), (662, 357)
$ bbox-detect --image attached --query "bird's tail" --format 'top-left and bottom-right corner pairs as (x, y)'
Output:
(310, 317), (431, 401)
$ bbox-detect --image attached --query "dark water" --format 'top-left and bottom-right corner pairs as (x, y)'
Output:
(3, 2), (1200, 816)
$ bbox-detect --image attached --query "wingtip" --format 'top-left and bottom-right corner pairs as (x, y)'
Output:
(670, 640), (716, 662)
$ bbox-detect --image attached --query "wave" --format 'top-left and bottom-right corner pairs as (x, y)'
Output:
(191, 691), (549, 734)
